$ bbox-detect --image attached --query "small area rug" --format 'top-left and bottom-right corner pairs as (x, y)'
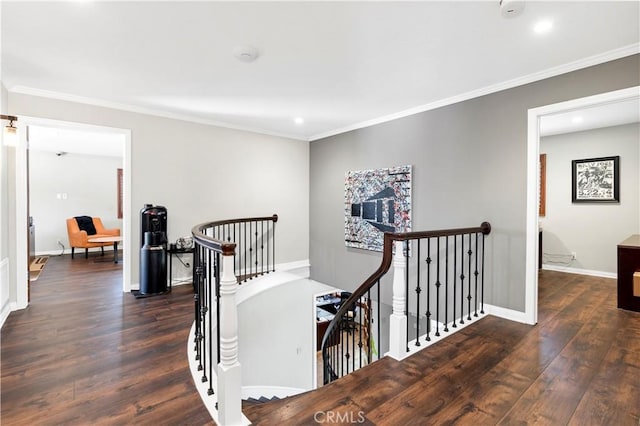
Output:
(29, 256), (49, 282)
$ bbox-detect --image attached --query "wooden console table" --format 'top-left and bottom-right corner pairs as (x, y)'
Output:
(617, 234), (640, 312)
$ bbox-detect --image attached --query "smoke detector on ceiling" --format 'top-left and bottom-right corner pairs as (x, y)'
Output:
(500, 0), (525, 18)
(233, 45), (260, 63)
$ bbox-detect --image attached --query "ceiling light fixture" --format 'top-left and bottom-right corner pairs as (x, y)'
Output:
(233, 45), (260, 63)
(534, 20), (553, 34)
(294, 117), (304, 125)
(1, 115), (18, 147)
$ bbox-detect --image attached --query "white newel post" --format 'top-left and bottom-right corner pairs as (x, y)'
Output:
(217, 252), (242, 426)
(388, 240), (408, 360)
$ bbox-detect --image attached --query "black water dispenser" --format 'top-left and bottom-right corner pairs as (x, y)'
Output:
(139, 204), (167, 295)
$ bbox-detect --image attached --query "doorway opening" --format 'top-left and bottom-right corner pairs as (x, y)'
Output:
(525, 86), (640, 325)
(15, 117), (132, 307)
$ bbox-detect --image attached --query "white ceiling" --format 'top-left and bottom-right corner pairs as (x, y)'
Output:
(28, 125), (124, 158)
(540, 97), (640, 137)
(2, 1), (639, 141)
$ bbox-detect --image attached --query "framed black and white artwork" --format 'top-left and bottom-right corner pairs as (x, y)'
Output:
(571, 156), (619, 203)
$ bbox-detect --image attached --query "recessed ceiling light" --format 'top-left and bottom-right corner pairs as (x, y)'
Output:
(534, 20), (553, 34)
(294, 117), (304, 125)
(233, 45), (259, 63)
(572, 116), (583, 124)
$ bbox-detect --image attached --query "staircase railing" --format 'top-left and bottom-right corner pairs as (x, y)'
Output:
(321, 222), (491, 385)
(190, 214), (278, 425)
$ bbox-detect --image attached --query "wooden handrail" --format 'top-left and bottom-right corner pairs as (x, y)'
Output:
(320, 222), (491, 360)
(191, 214), (278, 255)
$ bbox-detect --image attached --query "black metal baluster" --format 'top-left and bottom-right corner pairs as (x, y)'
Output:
(405, 240), (409, 351)
(452, 235), (457, 328)
(415, 239), (421, 347)
(460, 235), (465, 325)
(254, 221), (259, 277)
(444, 235), (449, 333)
(233, 224), (237, 278)
(377, 279), (380, 360)
(351, 302), (355, 373)
(250, 221), (254, 279)
(331, 328), (340, 378)
(474, 232), (479, 317)
(340, 320), (344, 377)
(425, 238), (431, 342)
(261, 220), (264, 276)
(208, 249), (214, 395)
(266, 220), (270, 275)
(244, 222), (247, 281)
(435, 236), (441, 337)
(366, 288), (371, 365)
(194, 246), (202, 362)
(359, 295), (363, 368)
(201, 250), (209, 384)
(272, 220), (276, 272)
(467, 233), (472, 321)
(344, 306), (350, 375)
(481, 232), (486, 314)
(216, 252), (221, 366)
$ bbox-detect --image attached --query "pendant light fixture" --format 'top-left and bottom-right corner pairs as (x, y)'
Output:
(1, 114), (18, 146)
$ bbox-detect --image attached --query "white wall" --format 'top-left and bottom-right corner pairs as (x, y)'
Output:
(29, 150), (123, 254)
(238, 278), (334, 391)
(540, 123), (640, 274)
(8, 92), (310, 291)
(1, 82), (8, 261)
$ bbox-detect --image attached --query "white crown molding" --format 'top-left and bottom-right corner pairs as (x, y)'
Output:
(309, 43), (640, 141)
(8, 85), (308, 142)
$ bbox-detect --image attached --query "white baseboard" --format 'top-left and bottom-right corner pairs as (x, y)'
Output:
(276, 259), (310, 278)
(484, 304), (531, 324)
(542, 264), (616, 279)
(0, 302), (15, 330)
(170, 278), (192, 287)
(0, 258), (11, 329)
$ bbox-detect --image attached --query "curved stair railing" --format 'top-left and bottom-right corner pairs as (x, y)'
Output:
(190, 214), (278, 425)
(321, 222), (491, 385)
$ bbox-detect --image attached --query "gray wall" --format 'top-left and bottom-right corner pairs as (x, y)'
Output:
(309, 54), (640, 312)
(540, 123), (640, 274)
(8, 93), (310, 287)
(29, 150), (124, 254)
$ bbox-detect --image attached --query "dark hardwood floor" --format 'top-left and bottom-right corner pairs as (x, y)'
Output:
(1, 254), (212, 425)
(3, 256), (639, 425)
(244, 270), (640, 425)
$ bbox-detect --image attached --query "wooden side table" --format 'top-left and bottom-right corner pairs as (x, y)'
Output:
(88, 236), (123, 264)
(617, 234), (640, 312)
(167, 247), (194, 290)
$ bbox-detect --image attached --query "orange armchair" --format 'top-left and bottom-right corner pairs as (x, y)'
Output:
(66, 217), (120, 259)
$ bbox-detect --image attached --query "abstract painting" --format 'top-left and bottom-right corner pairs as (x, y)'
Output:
(345, 165), (412, 251)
